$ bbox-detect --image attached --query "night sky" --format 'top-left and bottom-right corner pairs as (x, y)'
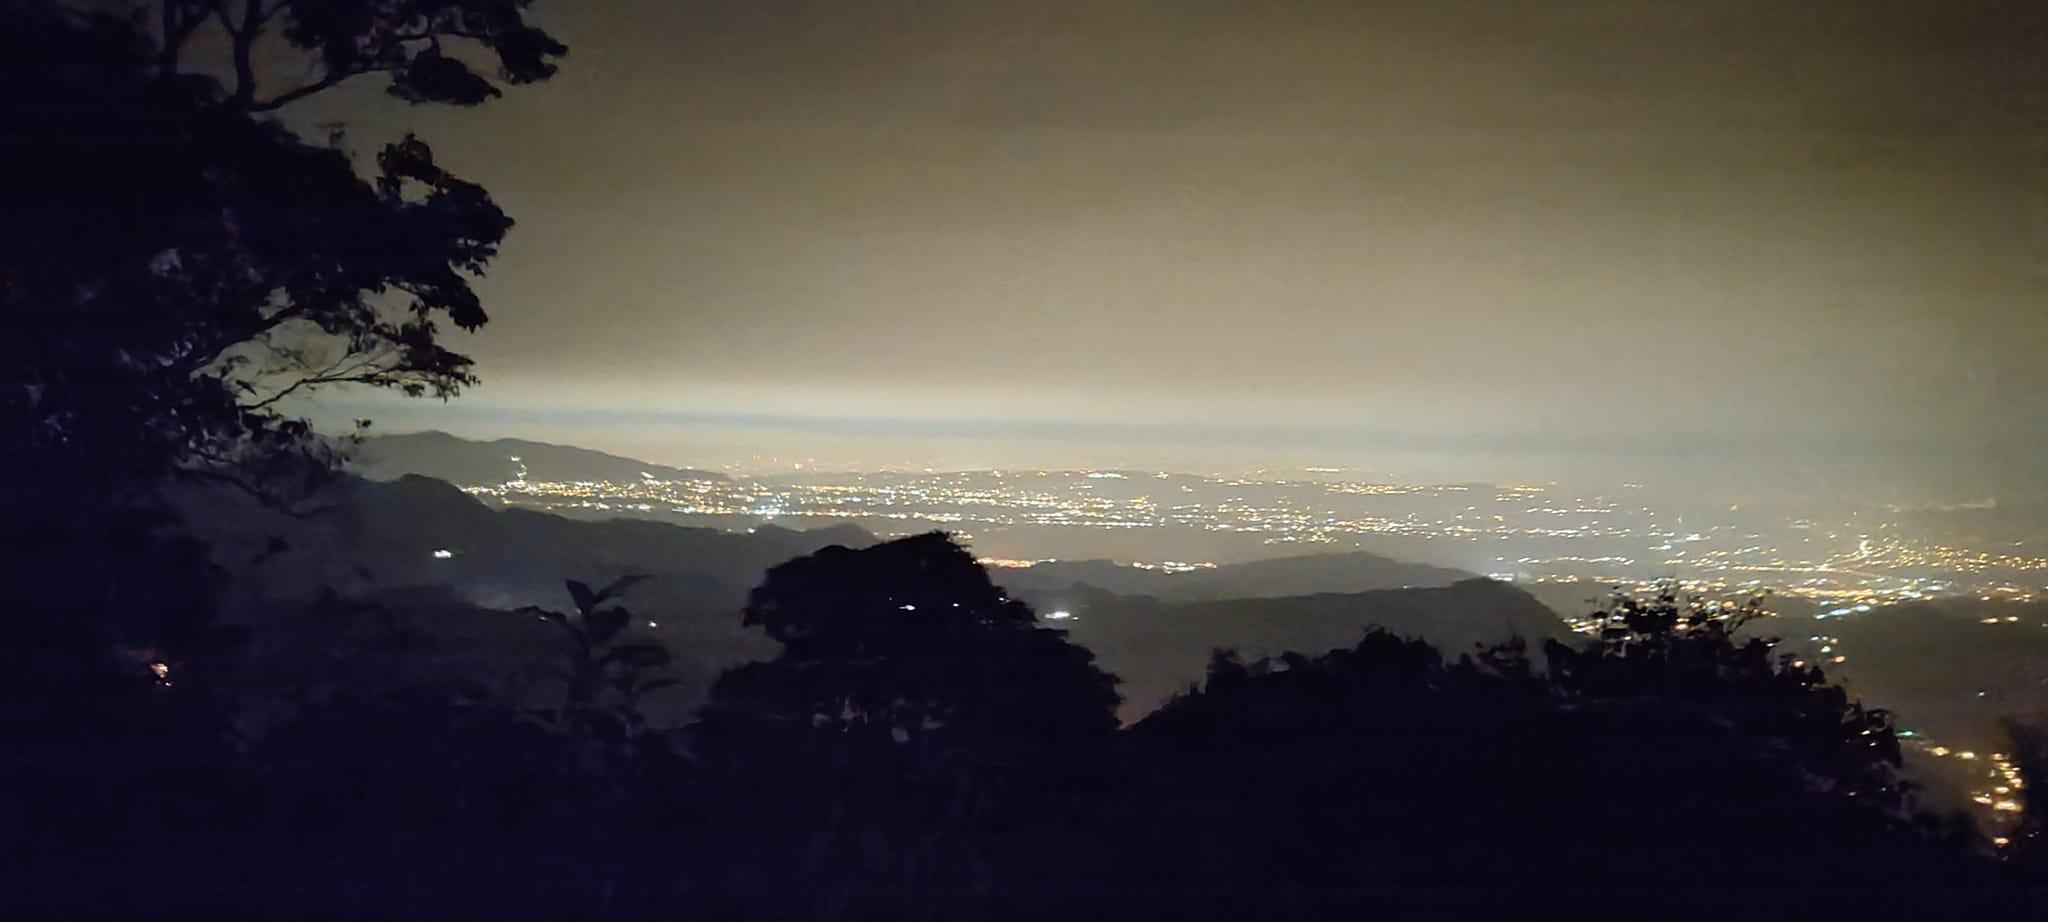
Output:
(300, 1), (2046, 497)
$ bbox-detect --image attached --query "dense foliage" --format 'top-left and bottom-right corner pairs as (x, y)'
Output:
(0, 6), (572, 916)
(7, 522), (2048, 919)
(1078, 592), (2009, 919)
(3, 1), (561, 492)
(687, 534), (1121, 916)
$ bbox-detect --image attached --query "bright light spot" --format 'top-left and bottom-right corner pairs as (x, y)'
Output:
(1045, 610), (1074, 621)
(432, 549), (454, 560)
(149, 662), (169, 679)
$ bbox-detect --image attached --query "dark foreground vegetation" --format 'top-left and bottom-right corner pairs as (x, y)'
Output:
(4, 1), (2045, 918)
(7, 527), (2048, 920)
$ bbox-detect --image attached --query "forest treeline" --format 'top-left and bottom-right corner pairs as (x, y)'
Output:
(6, 530), (2048, 919)
(3, 2), (2045, 918)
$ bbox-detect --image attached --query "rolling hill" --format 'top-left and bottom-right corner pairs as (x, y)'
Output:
(177, 474), (872, 724)
(346, 430), (726, 486)
(1044, 578), (1572, 720)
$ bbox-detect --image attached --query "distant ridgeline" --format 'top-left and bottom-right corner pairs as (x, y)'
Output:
(347, 431), (728, 486)
(170, 468), (1577, 729)
(1039, 579), (1572, 720)
(172, 473), (872, 724)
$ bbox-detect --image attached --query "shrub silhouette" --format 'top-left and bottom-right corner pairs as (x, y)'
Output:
(522, 575), (681, 734)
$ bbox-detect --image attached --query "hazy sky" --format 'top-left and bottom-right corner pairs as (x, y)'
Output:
(305, 0), (2045, 497)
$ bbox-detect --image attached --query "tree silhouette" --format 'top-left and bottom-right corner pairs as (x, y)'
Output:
(1055, 592), (2015, 920)
(3, 1), (562, 494)
(690, 532), (1120, 916)
(0, 0), (564, 782)
(1552, 585), (1908, 808)
(523, 575), (681, 734)
(701, 532), (1118, 772)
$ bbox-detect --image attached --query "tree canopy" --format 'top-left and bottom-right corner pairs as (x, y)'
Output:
(1071, 592), (2015, 919)
(696, 532), (1120, 800)
(1, 1), (564, 493)
(688, 533), (1121, 916)
(0, 8), (571, 912)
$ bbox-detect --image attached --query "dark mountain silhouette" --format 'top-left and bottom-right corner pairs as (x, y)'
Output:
(995, 550), (1471, 601)
(176, 474), (873, 722)
(187, 474), (859, 612)
(1036, 578), (1571, 719)
(347, 430), (727, 485)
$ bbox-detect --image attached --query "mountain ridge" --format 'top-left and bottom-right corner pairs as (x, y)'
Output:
(347, 430), (727, 486)
(1042, 578), (1570, 719)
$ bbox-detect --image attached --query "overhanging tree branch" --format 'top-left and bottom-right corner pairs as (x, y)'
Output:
(248, 63), (397, 112)
(4, 2), (560, 496)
